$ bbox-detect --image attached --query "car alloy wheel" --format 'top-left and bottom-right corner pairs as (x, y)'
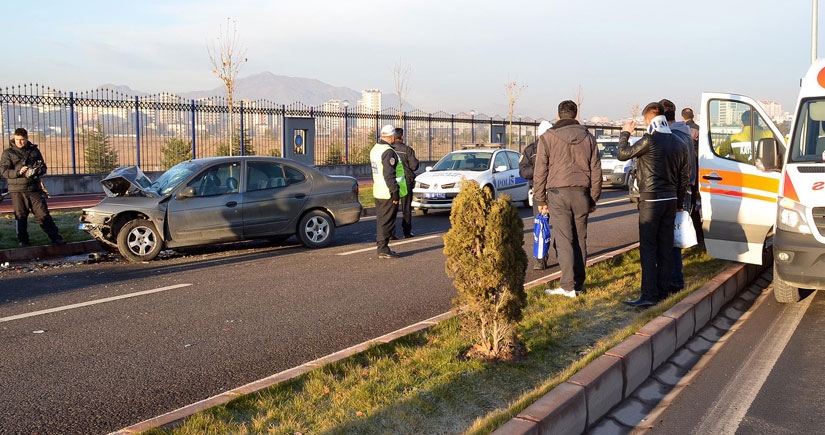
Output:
(117, 218), (163, 261)
(298, 210), (335, 248)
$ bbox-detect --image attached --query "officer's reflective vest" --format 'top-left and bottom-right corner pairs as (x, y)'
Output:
(370, 143), (407, 199)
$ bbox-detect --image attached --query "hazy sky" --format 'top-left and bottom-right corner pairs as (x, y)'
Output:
(2, 0), (819, 120)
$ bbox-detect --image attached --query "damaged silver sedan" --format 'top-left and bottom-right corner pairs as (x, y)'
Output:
(79, 157), (362, 261)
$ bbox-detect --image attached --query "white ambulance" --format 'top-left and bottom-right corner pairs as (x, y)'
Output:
(699, 59), (825, 303)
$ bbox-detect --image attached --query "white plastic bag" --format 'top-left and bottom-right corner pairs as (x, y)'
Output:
(674, 210), (698, 248)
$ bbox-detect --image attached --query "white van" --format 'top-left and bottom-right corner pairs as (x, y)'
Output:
(596, 135), (639, 188)
(699, 59), (825, 303)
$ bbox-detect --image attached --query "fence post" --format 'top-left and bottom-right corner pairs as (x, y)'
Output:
(190, 100), (197, 159)
(450, 115), (455, 152)
(134, 96), (141, 167)
(69, 92), (77, 174)
(239, 101), (245, 156)
(427, 113), (432, 161)
(344, 105), (349, 163)
(374, 111), (379, 142)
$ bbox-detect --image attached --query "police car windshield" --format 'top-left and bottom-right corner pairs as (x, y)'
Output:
(598, 143), (618, 159)
(431, 152), (493, 171)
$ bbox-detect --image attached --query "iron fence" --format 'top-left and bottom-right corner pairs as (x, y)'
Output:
(1, 84), (625, 175)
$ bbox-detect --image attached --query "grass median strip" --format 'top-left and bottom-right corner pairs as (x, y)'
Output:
(0, 210), (90, 250)
(144, 246), (729, 435)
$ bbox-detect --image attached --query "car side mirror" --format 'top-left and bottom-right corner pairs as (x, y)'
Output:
(425, 166), (433, 172)
(175, 186), (196, 199)
(494, 165), (508, 173)
(755, 138), (781, 171)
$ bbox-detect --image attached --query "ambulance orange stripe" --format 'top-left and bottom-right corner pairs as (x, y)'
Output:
(699, 186), (778, 203)
(698, 169), (780, 192)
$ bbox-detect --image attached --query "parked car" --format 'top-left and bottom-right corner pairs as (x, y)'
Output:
(410, 144), (529, 215)
(597, 135), (641, 188)
(78, 157), (362, 261)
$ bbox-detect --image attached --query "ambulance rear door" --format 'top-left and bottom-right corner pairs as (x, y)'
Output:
(698, 93), (785, 264)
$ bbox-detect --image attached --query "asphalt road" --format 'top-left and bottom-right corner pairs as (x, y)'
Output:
(0, 188), (638, 434)
(645, 283), (825, 434)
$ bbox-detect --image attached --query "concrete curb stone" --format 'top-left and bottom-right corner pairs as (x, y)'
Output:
(515, 382), (587, 435)
(492, 261), (766, 435)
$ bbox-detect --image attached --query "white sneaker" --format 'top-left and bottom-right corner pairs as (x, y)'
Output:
(545, 288), (576, 298)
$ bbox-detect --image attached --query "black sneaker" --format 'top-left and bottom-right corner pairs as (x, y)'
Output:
(52, 239), (67, 246)
(378, 251), (400, 259)
(18, 241), (31, 248)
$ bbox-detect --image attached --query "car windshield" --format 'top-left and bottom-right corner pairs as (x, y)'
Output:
(789, 97), (825, 163)
(598, 143), (619, 159)
(431, 152), (493, 171)
(152, 161), (199, 195)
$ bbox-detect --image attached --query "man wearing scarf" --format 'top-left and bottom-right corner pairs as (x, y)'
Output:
(618, 102), (690, 307)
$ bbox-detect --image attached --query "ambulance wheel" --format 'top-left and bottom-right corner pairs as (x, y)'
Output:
(774, 268), (801, 304)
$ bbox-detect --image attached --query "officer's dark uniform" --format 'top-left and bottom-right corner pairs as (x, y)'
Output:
(0, 133), (64, 246)
(371, 138), (404, 258)
(391, 132), (419, 238)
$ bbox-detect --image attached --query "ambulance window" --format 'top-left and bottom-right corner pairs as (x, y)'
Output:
(789, 99), (825, 163)
(708, 100), (779, 167)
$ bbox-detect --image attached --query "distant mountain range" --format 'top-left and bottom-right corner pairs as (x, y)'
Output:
(98, 72), (414, 111)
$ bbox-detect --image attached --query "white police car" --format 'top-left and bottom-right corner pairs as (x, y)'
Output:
(597, 135), (641, 188)
(411, 144), (529, 215)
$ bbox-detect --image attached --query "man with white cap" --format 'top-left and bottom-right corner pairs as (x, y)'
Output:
(370, 124), (407, 258)
(519, 120), (553, 269)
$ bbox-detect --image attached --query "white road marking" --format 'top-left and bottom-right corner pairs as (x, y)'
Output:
(692, 292), (813, 435)
(337, 235), (443, 256)
(0, 283), (193, 323)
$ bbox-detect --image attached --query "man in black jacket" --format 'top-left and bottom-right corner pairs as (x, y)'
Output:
(391, 128), (419, 239)
(0, 128), (65, 246)
(519, 120), (553, 269)
(618, 103), (689, 307)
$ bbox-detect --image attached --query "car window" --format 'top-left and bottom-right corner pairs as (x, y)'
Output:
(506, 151), (520, 168)
(708, 99), (779, 166)
(598, 142), (619, 159)
(284, 165), (306, 185)
(247, 161), (287, 191)
(493, 152), (510, 170)
(187, 162), (241, 197)
(789, 98), (825, 163)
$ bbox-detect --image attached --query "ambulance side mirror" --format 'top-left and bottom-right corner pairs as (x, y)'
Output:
(755, 138), (781, 172)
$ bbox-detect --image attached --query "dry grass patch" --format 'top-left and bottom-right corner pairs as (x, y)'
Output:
(146, 247), (730, 435)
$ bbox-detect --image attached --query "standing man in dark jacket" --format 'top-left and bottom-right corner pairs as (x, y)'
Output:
(681, 107), (703, 244)
(0, 128), (65, 246)
(519, 120), (553, 269)
(534, 101), (601, 297)
(618, 103), (689, 307)
(391, 128), (419, 239)
(370, 125), (406, 258)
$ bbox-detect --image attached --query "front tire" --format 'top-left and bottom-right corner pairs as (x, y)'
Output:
(298, 210), (334, 248)
(117, 219), (163, 262)
(774, 267), (801, 303)
(628, 172), (640, 204)
(415, 208), (429, 216)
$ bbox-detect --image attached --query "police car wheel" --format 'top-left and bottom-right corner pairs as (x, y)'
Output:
(297, 210), (335, 249)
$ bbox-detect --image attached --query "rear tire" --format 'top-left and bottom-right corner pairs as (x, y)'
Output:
(774, 266), (801, 303)
(117, 218), (163, 262)
(297, 210), (334, 248)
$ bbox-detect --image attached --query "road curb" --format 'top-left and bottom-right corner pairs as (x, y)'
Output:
(0, 240), (104, 263)
(492, 261), (767, 435)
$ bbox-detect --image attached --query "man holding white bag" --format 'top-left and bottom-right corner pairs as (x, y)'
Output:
(618, 102), (689, 307)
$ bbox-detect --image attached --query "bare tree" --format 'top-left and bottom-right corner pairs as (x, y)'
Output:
(393, 61), (411, 125)
(505, 81), (527, 147)
(629, 103), (641, 128)
(208, 18), (247, 156)
(574, 84), (584, 122)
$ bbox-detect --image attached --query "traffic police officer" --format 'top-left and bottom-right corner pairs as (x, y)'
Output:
(370, 124), (407, 258)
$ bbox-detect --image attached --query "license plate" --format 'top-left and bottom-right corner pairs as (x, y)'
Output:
(424, 193), (446, 199)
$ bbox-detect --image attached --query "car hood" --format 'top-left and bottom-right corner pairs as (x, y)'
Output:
(100, 166), (159, 198)
(416, 170), (484, 184)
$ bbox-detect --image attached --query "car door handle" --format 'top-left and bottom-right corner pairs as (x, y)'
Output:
(703, 175), (723, 181)
(225, 201), (238, 207)
(294, 194), (306, 199)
